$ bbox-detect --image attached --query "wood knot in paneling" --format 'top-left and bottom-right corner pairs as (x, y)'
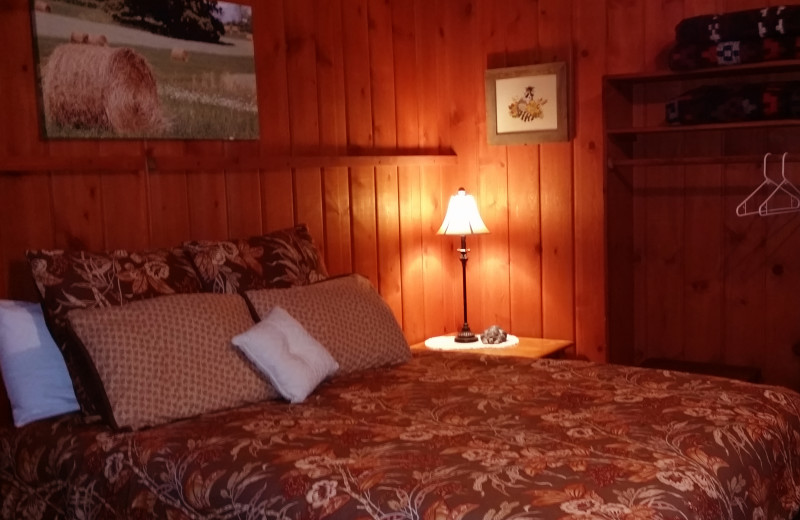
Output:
(463, 2), (473, 17)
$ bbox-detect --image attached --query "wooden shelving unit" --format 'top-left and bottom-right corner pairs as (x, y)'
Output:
(603, 60), (800, 368)
(604, 60), (800, 167)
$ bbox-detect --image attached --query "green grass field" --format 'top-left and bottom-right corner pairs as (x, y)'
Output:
(35, 2), (259, 140)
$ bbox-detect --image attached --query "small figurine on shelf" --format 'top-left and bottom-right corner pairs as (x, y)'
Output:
(481, 325), (508, 344)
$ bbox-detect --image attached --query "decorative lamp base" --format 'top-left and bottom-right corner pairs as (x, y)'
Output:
(454, 326), (478, 343)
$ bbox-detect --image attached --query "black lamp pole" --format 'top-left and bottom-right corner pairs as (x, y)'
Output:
(454, 234), (477, 343)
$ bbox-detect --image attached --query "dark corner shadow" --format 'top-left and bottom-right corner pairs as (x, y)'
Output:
(7, 261), (39, 302)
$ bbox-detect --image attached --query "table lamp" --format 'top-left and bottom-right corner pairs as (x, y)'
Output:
(437, 188), (489, 342)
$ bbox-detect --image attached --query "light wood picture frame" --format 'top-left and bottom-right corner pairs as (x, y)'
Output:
(485, 62), (569, 145)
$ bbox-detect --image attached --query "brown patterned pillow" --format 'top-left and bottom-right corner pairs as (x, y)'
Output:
(26, 248), (202, 418)
(67, 293), (276, 430)
(183, 224), (328, 294)
(244, 274), (410, 374)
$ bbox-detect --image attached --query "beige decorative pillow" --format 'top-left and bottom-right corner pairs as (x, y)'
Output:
(245, 274), (411, 374)
(26, 247), (202, 417)
(67, 293), (276, 430)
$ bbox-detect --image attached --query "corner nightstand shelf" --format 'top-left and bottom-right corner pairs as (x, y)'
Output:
(411, 336), (574, 360)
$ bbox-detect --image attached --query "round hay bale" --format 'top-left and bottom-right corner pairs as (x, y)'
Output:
(34, 1), (51, 12)
(170, 48), (188, 62)
(41, 44), (166, 135)
(70, 32), (88, 44)
(87, 34), (108, 46)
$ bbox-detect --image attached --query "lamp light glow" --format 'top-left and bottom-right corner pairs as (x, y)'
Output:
(437, 189), (489, 236)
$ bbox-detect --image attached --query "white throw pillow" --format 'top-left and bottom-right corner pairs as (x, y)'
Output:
(0, 300), (79, 426)
(232, 306), (339, 403)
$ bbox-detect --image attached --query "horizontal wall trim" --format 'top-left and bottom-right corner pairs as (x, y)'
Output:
(0, 153), (458, 173)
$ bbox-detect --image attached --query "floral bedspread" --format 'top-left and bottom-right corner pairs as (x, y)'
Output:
(2, 351), (800, 520)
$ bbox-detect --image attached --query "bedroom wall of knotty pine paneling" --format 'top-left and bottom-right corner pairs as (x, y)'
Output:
(1, 0), (798, 422)
(0, 0), (607, 371)
(607, 0), (800, 393)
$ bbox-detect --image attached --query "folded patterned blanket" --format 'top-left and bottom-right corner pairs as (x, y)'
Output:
(675, 5), (800, 44)
(666, 81), (800, 125)
(669, 36), (800, 70)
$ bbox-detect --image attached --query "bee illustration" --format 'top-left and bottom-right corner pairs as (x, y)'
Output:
(508, 86), (548, 122)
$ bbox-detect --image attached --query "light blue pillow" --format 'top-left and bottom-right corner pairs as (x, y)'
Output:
(0, 300), (79, 427)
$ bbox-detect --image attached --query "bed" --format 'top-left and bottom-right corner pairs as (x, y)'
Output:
(0, 225), (799, 519)
(2, 351), (800, 519)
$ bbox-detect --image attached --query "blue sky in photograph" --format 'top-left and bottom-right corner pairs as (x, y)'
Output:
(216, 2), (252, 24)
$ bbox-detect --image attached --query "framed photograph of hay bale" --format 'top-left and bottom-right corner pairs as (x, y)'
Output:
(485, 62), (569, 145)
(29, 0), (259, 140)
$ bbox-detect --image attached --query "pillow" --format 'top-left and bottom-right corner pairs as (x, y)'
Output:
(26, 247), (203, 417)
(183, 224), (328, 294)
(244, 274), (411, 374)
(66, 293), (276, 430)
(232, 306), (339, 403)
(0, 300), (79, 427)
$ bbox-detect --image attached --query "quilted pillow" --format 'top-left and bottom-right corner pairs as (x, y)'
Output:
(244, 274), (410, 374)
(183, 224), (328, 294)
(67, 293), (276, 430)
(26, 248), (202, 417)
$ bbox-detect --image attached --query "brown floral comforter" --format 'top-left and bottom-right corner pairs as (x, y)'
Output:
(2, 352), (800, 520)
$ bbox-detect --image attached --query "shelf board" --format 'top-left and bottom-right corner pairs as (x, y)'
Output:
(604, 60), (800, 84)
(607, 118), (800, 138)
(0, 153), (459, 173)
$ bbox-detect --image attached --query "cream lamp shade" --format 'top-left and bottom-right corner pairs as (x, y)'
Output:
(437, 188), (489, 236)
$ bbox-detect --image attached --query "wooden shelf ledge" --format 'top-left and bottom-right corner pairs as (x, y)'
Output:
(607, 119), (800, 138)
(0, 153), (459, 173)
(604, 59), (800, 84)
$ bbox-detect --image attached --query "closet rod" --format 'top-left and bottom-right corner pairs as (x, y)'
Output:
(610, 154), (800, 169)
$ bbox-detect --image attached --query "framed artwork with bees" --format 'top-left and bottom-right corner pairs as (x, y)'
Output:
(485, 62), (569, 145)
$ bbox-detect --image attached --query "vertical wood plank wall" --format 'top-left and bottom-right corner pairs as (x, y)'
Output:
(0, 0), (607, 366)
(2, 0), (798, 404)
(607, 0), (800, 391)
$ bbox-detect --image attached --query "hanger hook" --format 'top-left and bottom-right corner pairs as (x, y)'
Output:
(763, 152), (772, 180)
(782, 152), (789, 181)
